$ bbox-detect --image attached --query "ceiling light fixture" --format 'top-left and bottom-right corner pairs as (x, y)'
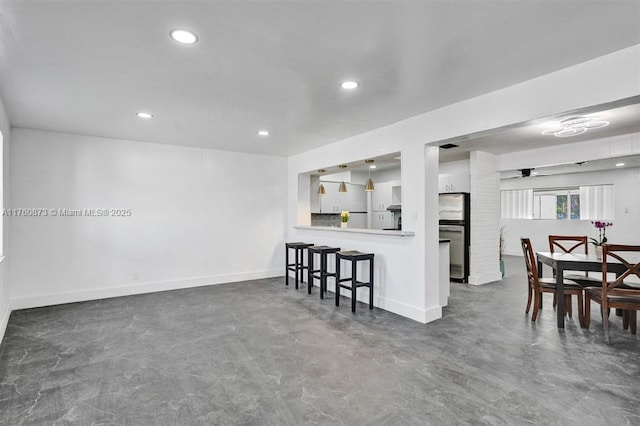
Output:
(364, 160), (375, 191)
(170, 29), (198, 45)
(136, 112), (153, 119)
(338, 165), (348, 193)
(616, 163), (625, 167)
(317, 169), (327, 195)
(541, 116), (609, 138)
(257, 130), (270, 136)
(340, 81), (359, 90)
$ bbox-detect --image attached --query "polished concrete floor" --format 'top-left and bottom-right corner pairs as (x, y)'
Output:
(1, 255), (639, 425)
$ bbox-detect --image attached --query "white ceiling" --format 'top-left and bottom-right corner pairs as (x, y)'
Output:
(1, 1), (639, 157)
(500, 153), (640, 180)
(438, 98), (640, 163)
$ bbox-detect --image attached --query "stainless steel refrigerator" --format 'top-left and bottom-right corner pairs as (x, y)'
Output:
(439, 192), (470, 283)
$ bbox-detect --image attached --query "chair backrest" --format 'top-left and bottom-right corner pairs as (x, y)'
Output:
(549, 235), (589, 254)
(602, 244), (640, 299)
(549, 235), (590, 278)
(520, 238), (540, 291)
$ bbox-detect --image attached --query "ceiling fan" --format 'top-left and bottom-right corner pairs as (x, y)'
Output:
(501, 168), (550, 179)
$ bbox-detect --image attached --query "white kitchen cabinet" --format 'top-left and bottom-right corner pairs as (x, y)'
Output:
(314, 182), (366, 213)
(371, 211), (394, 229)
(347, 184), (367, 212)
(348, 212), (367, 228)
(439, 173), (470, 193)
(371, 181), (393, 211)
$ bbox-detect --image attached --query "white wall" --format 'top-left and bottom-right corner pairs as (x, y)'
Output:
(287, 45), (640, 323)
(0, 94), (10, 344)
(501, 165), (640, 256)
(9, 129), (287, 309)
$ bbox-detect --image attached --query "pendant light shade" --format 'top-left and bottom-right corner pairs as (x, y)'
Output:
(364, 159), (375, 191)
(338, 181), (347, 192)
(365, 178), (375, 191)
(317, 169), (326, 195)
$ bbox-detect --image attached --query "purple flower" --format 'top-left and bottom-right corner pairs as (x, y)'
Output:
(590, 220), (613, 246)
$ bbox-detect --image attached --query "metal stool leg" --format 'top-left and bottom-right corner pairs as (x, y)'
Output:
(308, 250), (314, 294)
(335, 257), (341, 307)
(294, 247), (300, 289)
(369, 258), (374, 309)
(351, 258), (357, 313)
(285, 245), (289, 286)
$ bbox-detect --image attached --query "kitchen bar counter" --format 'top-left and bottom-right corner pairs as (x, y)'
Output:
(294, 225), (415, 237)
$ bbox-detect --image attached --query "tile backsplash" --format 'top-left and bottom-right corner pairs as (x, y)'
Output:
(311, 213), (341, 227)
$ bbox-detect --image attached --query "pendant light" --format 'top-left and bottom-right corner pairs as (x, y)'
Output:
(365, 160), (375, 191)
(338, 165), (348, 192)
(317, 169), (326, 195)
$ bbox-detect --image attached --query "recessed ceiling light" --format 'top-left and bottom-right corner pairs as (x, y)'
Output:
(136, 112), (153, 119)
(257, 130), (270, 136)
(170, 29), (198, 45)
(616, 163), (625, 167)
(369, 165), (377, 169)
(340, 81), (359, 90)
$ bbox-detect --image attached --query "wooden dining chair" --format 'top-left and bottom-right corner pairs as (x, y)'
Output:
(521, 238), (585, 325)
(584, 244), (640, 344)
(548, 235), (602, 287)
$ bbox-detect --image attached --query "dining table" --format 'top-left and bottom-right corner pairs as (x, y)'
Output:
(536, 251), (628, 328)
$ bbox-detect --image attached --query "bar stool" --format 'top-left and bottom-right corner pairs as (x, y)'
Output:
(308, 245), (341, 299)
(285, 242), (314, 289)
(335, 250), (375, 312)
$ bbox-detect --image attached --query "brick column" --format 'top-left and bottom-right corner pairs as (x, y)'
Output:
(469, 151), (503, 285)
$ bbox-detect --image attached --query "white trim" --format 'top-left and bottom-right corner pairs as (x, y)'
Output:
(315, 281), (441, 324)
(376, 296), (442, 323)
(0, 303), (10, 345)
(10, 269), (281, 310)
(468, 271), (503, 286)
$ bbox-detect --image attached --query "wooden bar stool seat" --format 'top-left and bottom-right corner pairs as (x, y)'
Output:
(335, 250), (375, 313)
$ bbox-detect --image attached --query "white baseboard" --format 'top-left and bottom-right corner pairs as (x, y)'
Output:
(468, 271), (503, 285)
(10, 269), (282, 311)
(376, 296), (442, 324)
(314, 281), (442, 324)
(0, 303), (10, 345)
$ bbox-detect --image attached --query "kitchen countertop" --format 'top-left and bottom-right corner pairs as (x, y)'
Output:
(294, 225), (415, 237)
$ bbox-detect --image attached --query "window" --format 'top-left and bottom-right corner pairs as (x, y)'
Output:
(501, 184), (613, 221)
(533, 187), (581, 220)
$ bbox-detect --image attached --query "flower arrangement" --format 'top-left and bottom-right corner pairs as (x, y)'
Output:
(340, 211), (350, 223)
(590, 220), (613, 246)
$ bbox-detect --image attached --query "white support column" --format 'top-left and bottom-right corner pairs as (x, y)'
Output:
(469, 151), (503, 285)
(425, 145), (442, 313)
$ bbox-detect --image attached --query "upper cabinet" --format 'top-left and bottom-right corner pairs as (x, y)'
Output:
(372, 181), (401, 211)
(312, 182), (367, 213)
(439, 173), (470, 193)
